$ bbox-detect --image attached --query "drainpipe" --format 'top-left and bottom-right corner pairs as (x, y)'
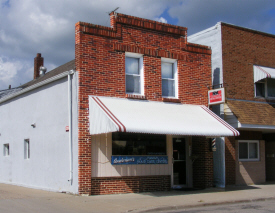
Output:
(68, 69), (75, 185)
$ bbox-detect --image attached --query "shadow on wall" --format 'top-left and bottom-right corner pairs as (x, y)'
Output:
(213, 68), (220, 87)
(235, 140), (266, 185)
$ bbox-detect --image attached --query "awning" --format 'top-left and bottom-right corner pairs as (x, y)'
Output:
(89, 96), (240, 137)
(254, 65), (275, 82)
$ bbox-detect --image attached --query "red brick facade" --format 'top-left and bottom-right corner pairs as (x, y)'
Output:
(192, 137), (214, 188)
(91, 175), (170, 195)
(221, 23), (275, 103)
(75, 13), (212, 195)
(221, 23), (275, 185)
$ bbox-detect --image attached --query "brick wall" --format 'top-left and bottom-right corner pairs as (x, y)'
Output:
(225, 137), (236, 185)
(75, 13), (212, 195)
(192, 137), (213, 188)
(221, 23), (275, 103)
(91, 175), (171, 195)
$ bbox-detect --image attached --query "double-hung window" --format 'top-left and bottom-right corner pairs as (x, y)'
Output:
(125, 53), (144, 95)
(239, 140), (259, 161)
(161, 58), (178, 98)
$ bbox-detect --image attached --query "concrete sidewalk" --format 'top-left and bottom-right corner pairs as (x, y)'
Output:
(0, 183), (275, 213)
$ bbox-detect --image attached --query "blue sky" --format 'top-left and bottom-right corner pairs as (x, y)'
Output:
(0, 0), (275, 90)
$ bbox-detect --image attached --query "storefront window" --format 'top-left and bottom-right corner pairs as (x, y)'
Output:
(112, 132), (166, 155)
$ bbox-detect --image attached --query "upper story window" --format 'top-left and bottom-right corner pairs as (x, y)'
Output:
(239, 140), (259, 161)
(125, 52), (144, 95)
(254, 65), (275, 98)
(161, 58), (178, 98)
(255, 78), (275, 98)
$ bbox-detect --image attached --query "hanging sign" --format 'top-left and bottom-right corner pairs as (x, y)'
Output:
(208, 88), (225, 105)
(111, 156), (168, 165)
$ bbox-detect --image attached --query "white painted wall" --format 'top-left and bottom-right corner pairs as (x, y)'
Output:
(0, 75), (78, 193)
(188, 23), (226, 187)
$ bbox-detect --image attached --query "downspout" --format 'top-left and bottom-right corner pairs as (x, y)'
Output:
(68, 69), (75, 185)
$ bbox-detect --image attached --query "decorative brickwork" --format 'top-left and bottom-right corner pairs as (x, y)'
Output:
(192, 137), (213, 188)
(75, 13), (212, 195)
(91, 176), (171, 195)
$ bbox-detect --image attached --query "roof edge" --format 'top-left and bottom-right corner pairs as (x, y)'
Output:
(0, 70), (74, 104)
(221, 22), (275, 38)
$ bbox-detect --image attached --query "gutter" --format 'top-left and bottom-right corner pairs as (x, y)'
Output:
(68, 70), (75, 184)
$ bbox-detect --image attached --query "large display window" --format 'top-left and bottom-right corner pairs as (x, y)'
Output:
(112, 132), (166, 156)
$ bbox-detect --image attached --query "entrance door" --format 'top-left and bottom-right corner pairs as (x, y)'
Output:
(173, 138), (186, 186)
(266, 141), (275, 181)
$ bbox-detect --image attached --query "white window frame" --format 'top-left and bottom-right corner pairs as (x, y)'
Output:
(161, 57), (178, 98)
(255, 78), (275, 99)
(24, 139), (30, 159)
(238, 140), (260, 161)
(125, 52), (144, 95)
(3, 144), (9, 156)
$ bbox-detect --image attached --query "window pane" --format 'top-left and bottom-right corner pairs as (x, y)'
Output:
(112, 132), (166, 156)
(255, 82), (265, 97)
(162, 62), (173, 79)
(239, 143), (248, 159)
(162, 79), (175, 97)
(126, 57), (139, 75)
(126, 75), (140, 93)
(249, 143), (258, 159)
(267, 78), (275, 97)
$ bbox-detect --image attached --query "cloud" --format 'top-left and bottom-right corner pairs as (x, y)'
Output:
(155, 17), (168, 23)
(168, 0), (275, 35)
(0, 56), (31, 89)
(0, 0), (274, 90)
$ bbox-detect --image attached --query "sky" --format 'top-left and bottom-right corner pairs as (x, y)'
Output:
(0, 0), (275, 90)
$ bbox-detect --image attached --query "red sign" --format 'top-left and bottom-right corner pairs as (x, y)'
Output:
(208, 88), (225, 105)
(209, 90), (222, 103)
(65, 126), (69, 132)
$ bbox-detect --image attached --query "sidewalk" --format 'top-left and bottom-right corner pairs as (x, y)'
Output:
(0, 183), (275, 213)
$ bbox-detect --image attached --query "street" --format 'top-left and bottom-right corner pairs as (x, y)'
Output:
(164, 200), (275, 213)
(1, 183), (275, 213)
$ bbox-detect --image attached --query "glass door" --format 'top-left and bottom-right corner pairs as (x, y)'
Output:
(173, 138), (186, 186)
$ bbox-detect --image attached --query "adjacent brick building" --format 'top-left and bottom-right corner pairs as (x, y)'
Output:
(189, 22), (275, 187)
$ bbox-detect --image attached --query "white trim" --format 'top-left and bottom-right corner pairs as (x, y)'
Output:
(125, 52), (144, 95)
(0, 71), (74, 104)
(238, 140), (260, 162)
(161, 57), (178, 98)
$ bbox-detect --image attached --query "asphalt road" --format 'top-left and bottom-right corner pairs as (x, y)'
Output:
(164, 200), (275, 213)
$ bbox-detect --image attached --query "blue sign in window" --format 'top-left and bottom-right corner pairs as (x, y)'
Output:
(111, 156), (168, 165)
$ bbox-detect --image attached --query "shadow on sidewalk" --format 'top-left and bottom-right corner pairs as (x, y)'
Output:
(137, 184), (264, 197)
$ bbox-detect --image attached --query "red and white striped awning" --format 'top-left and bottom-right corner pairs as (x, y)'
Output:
(254, 65), (275, 82)
(89, 96), (239, 137)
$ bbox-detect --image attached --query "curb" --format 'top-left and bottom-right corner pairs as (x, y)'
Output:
(132, 197), (275, 213)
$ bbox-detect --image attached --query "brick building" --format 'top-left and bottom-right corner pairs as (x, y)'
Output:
(189, 22), (275, 187)
(0, 14), (238, 195)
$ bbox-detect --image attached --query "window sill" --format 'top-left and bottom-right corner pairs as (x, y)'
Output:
(162, 98), (181, 103)
(126, 94), (147, 100)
